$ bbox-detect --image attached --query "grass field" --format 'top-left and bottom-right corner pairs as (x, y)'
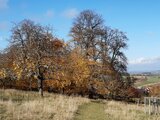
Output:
(135, 76), (160, 87)
(74, 100), (160, 120)
(74, 100), (106, 120)
(0, 89), (89, 120)
(0, 89), (160, 120)
(104, 101), (160, 120)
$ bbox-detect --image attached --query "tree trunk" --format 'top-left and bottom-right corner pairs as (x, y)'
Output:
(38, 77), (43, 97)
(29, 78), (32, 91)
(37, 66), (45, 97)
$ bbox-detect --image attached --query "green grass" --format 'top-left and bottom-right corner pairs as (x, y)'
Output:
(74, 100), (107, 120)
(74, 100), (160, 120)
(135, 76), (160, 87)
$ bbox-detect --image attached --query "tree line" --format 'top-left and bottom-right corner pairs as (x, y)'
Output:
(0, 10), (137, 99)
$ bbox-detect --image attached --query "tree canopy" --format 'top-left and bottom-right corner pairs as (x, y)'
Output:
(0, 10), (135, 99)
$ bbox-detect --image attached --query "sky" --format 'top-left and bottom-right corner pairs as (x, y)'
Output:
(0, 0), (160, 72)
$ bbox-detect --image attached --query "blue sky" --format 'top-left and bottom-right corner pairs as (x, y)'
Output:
(0, 0), (160, 72)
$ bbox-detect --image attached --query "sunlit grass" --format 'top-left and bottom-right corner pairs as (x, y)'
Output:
(105, 101), (160, 120)
(0, 89), (89, 120)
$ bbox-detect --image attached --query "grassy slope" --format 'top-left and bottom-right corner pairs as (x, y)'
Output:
(74, 100), (106, 120)
(74, 100), (160, 120)
(0, 89), (89, 120)
(1, 89), (160, 120)
(135, 76), (160, 87)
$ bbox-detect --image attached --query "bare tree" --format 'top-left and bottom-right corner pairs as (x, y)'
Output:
(102, 27), (128, 74)
(70, 10), (105, 61)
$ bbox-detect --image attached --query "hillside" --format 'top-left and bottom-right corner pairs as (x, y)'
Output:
(1, 89), (160, 120)
(134, 75), (160, 87)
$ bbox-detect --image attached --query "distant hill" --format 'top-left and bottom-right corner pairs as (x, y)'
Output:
(151, 70), (160, 75)
(129, 70), (160, 75)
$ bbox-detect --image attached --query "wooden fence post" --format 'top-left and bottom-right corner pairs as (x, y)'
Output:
(144, 97), (147, 114)
(144, 97), (160, 115)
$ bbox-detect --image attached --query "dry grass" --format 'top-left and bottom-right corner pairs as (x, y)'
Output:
(1, 89), (160, 120)
(74, 100), (107, 120)
(105, 101), (160, 120)
(0, 89), (89, 120)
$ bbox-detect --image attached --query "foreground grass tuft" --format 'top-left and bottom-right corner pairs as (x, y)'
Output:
(0, 89), (89, 120)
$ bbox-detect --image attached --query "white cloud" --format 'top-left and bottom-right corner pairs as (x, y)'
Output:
(0, 0), (8, 9)
(62, 8), (78, 19)
(0, 21), (8, 30)
(147, 32), (155, 36)
(45, 10), (54, 18)
(146, 31), (157, 38)
(129, 57), (160, 65)
(28, 10), (54, 23)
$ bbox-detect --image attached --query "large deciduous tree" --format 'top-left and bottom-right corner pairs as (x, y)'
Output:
(70, 10), (128, 77)
(10, 19), (58, 96)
